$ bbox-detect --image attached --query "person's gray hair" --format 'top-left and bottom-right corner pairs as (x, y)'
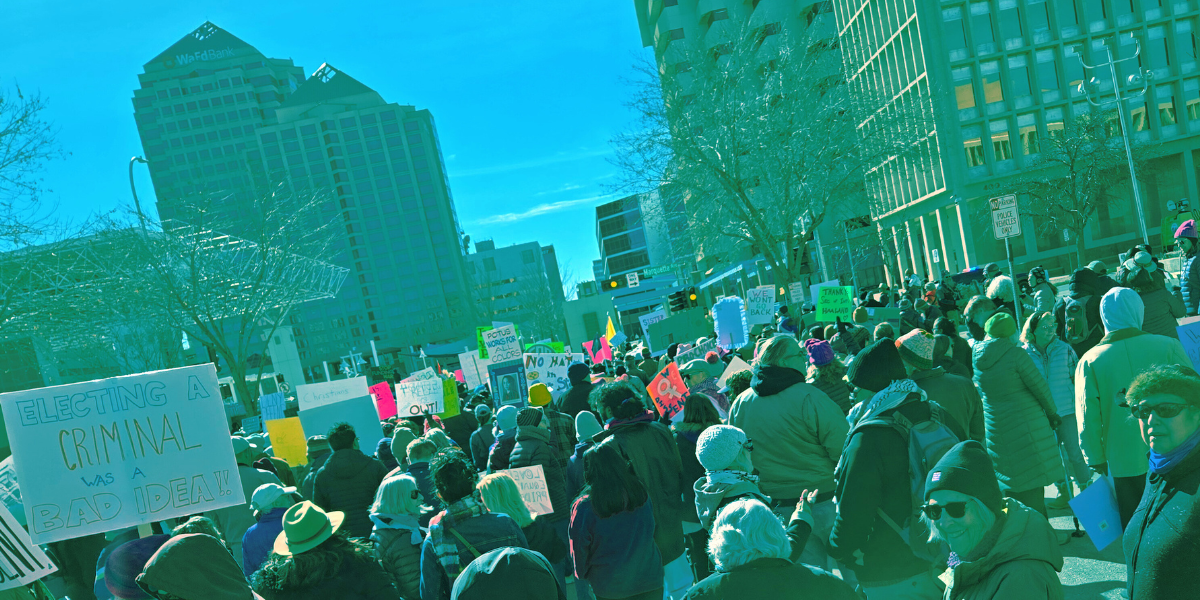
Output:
(752, 336), (804, 371)
(707, 498), (790, 571)
(920, 496), (996, 543)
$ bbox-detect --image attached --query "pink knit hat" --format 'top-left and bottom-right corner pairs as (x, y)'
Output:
(1175, 219), (1197, 239)
(895, 329), (935, 371)
(804, 338), (834, 367)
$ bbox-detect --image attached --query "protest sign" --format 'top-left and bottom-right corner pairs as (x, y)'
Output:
(240, 415), (262, 434)
(788, 282), (806, 305)
(482, 325), (522, 362)
(454, 370), (465, 384)
(258, 392), (286, 422)
(499, 465), (554, 516)
(296, 377), (368, 411)
(0, 364), (243, 544)
(718, 357), (752, 387)
(816, 286), (855, 322)
(489, 360), (528, 406)
(582, 337), (612, 363)
(476, 326), (492, 359)
(369, 382), (397, 420)
(458, 351), (492, 390)
(1069, 476), (1122, 551)
(523, 353), (585, 400)
(0, 504), (57, 591)
(810, 279), (842, 306)
(638, 310), (667, 334)
(525, 341), (565, 353)
(298, 396), (384, 460)
(675, 338), (718, 365)
(712, 297), (749, 350)
(745, 285), (776, 325)
(395, 379), (445, 416)
(0, 458), (20, 509)
(265, 418), (307, 467)
(1177, 317), (1200, 372)
(440, 379), (461, 419)
(402, 368), (437, 382)
(647, 363), (688, 421)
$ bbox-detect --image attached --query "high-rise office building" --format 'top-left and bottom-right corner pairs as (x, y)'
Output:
(832, 1), (1200, 276)
(464, 240), (566, 341)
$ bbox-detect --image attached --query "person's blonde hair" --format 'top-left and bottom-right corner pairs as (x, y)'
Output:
(407, 438), (437, 462)
(1019, 311), (1052, 345)
(752, 336), (804, 371)
(476, 473), (533, 527)
(707, 498), (790, 571)
(371, 474), (424, 516)
(424, 429), (453, 450)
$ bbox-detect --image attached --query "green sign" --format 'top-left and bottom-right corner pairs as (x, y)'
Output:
(476, 326), (492, 359)
(816, 286), (855, 322)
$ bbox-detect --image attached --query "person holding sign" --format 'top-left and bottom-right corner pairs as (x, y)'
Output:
(507, 408), (571, 588)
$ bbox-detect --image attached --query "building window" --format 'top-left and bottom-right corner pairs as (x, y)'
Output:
(1131, 103), (1149, 131)
(1159, 97), (1178, 125)
(963, 126), (986, 167)
(981, 61), (1004, 104)
(522, 249), (536, 264)
(954, 68), (976, 109)
(991, 124), (1013, 161)
(1036, 51), (1059, 93)
(943, 8), (967, 52)
(484, 257), (497, 272)
(970, 2), (995, 50)
(1008, 55), (1032, 96)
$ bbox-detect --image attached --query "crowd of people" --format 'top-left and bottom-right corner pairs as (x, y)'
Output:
(10, 222), (1200, 600)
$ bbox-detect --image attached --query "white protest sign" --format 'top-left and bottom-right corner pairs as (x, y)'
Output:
(718, 357), (752, 386)
(675, 338), (718, 365)
(482, 325), (522, 362)
(0, 364), (244, 544)
(788, 282), (806, 305)
(458, 351), (492, 390)
(810, 279), (842, 308)
(0, 504), (56, 590)
(394, 379), (446, 416)
(402, 367), (437, 382)
(296, 377), (369, 411)
(500, 465), (554, 516)
(0, 458), (19, 509)
(745, 285), (776, 325)
(240, 415), (262, 434)
(638, 310), (668, 334)
(523, 353), (585, 400)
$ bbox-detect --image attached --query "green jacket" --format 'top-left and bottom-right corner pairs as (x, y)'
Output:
(942, 498), (1064, 600)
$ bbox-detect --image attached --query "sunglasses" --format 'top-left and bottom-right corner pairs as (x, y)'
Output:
(920, 501), (967, 520)
(1130, 402), (1191, 420)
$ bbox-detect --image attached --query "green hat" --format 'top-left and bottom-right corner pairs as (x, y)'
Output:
(274, 501), (344, 556)
(984, 313), (1016, 339)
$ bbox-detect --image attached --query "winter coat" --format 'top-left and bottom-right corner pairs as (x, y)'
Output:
(255, 547), (400, 600)
(370, 513), (424, 600)
(942, 498), (1064, 600)
(312, 449), (389, 539)
(1124, 441), (1200, 600)
(1053, 269), (1105, 357)
(449, 547), (566, 600)
(408, 462), (443, 513)
(593, 415), (687, 563)
(899, 309), (922, 335)
(558, 380), (594, 418)
(242, 507), (287, 577)
(729, 366), (848, 498)
(469, 424), (495, 473)
(1182, 252), (1200, 316)
(420, 504), (528, 600)
(1023, 340), (1078, 417)
(1028, 282), (1057, 316)
(672, 422), (710, 523)
(376, 437), (400, 472)
(299, 451), (330, 500)
(138, 534), (265, 600)
(950, 334), (974, 372)
(569, 496), (664, 599)
(522, 515), (567, 565)
(565, 440), (592, 501)
(693, 471), (769, 531)
(910, 367), (984, 444)
(209, 465), (283, 567)
(487, 432), (517, 473)
(972, 337), (1062, 493)
(683, 558), (858, 600)
(936, 355), (973, 379)
(809, 374), (853, 415)
(1137, 286), (1185, 339)
(508, 426), (570, 522)
(442, 412), (478, 451)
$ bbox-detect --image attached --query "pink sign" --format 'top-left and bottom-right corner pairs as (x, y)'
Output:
(454, 369), (465, 383)
(370, 382), (397, 420)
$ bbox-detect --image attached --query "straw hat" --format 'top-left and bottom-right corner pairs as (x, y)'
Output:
(273, 501), (344, 556)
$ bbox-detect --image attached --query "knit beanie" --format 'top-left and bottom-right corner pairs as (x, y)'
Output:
(895, 329), (935, 371)
(804, 339), (834, 367)
(575, 411), (603, 443)
(516, 407), (543, 428)
(568, 362), (590, 383)
(899, 299), (913, 311)
(528, 383), (552, 407)
(496, 405), (519, 432)
(846, 339), (907, 392)
(852, 306), (869, 324)
(925, 440), (1003, 518)
(390, 428), (417, 462)
(1176, 219), (1198, 239)
(474, 404), (493, 421)
(984, 313), (1016, 339)
(695, 425), (749, 471)
(105, 534), (171, 599)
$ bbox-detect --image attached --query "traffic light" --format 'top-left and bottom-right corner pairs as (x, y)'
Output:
(600, 276), (627, 291)
(686, 286), (699, 307)
(668, 289), (689, 312)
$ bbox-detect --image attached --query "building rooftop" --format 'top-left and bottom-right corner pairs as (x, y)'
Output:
(147, 21), (257, 68)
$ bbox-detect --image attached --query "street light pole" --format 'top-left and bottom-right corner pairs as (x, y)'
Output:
(128, 156), (150, 238)
(1075, 36), (1153, 246)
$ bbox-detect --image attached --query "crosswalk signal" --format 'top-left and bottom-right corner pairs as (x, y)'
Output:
(669, 289), (689, 312)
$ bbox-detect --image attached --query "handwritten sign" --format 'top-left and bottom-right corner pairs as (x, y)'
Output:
(395, 379), (445, 416)
(440, 379), (461, 419)
(0, 364), (243, 544)
(816, 286), (855, 322)
(638, 310), (668, 334)
(713, 297), (749, 350)
(523, 353), (585, 400)
(370, 382), (397, 420)
(647, 363), (688, 421)
(476, 326), (493, 359)
(265, 418), (307, 467)
(296, 377), (368, 411)
(810, 279), (842, 308)
(458, 351), (492, 390)
(499, 465), (553, 516)
(0, 458), (20, 509)
(258, 392), (286, 422)
(675, 338), (718, 365)
(240, 415), (263, 434)
(746, 285), (776, 325)
(788, 282), (806, 305)
(402, 368), (437, 383)
(482, 325), (522, 362)
(0, 503), (57, 590)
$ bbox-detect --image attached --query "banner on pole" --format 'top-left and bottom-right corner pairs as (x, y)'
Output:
(816, 286), (855, 322)
(745, 285), (776, 325)
(265, 417), (308, 467)
(370, 382), (397, 420)
(296, 377), (369, 411)
(647, 363), (688, 421)
(0, 503), (57, 590)
(258, 392), (286, 422)
(0, 364), (244, 544)
(523, 353), (585, 400)
(499, 465), (553, 516)
(482, 325), (522, 362)
(395, 379), (446, 416)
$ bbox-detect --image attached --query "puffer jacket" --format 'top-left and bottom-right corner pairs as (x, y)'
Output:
(469, 424), (495, 473)
(138, 533), (264, 600)
(209, 465), (283, 568)
(1137, 285), (1185, 339)
(370, 513), (424, 600)
(487, 431), (517, 473)
(312, 449), (389, 539)
(508, 426), (570, 522)
(1182, 252), (1200, 316)
(809, 373), (853, 415)
(972, 338), (1062, 493)
(299, 451), (330, 500)
(910, 367), (985, 444)
(1023, 339), (1079, 417)
(1124, 440), (1200, 600)
(942, 498), (1064, 600)
(729, 366), (848, 498)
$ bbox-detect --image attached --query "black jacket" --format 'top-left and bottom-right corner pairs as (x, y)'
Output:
(299, 451), (331, 500)
(672, 424), (708, 524)
(312, 449), (388, 539)
(449, 547), (566, 600)
(509, 426), (570, 522)
(255, 550), (400, 600)
(470, 424), (495, 472)
(1053, 269), (1106, 357)
(566, 440), (592, 501)
(488, 433), (517, 473)
(1124, 444), (1200, 600)
(558, 380), (594, 418)
(522, 515), (567, 565)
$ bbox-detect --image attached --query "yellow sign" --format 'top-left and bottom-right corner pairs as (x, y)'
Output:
(266, 417), (308, 467)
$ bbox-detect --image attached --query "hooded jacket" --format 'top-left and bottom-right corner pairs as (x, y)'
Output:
(942, 499), (1064, 600)
(509, 425), (570, 522)
(1134, 280), (1185, 339)
(693, 471), (769, 531)
(312, 449), (389, 539)
(565, 440), (592, 500)
(408, 461), (443, 513)
(450, 547), (566, 600)
(299, 451), (331, 500)
(1124, 439), (1200, 600)
(558, 377), (594, 418)
(1023, 339), (1079, 418)
(487, 430), (517, 473)
(911, 367), (985, 444)
(137, 534), (262, 600)
(1053, 269), (1105, 357)
(242, 507), (287, 577)
(728, 366), (848, 498)
(1077, 288), (1192, 477)
(210, 465), (284, 568)
(370, 513), (425, 599)
(469, 423), (495, 472)
(972, 337), (1063, 493)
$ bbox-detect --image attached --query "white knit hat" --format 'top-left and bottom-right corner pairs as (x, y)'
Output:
(695, 425), (749, 471)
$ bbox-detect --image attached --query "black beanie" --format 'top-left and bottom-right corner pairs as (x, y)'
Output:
(516, 407), (543, 428)
(846, 339), (907, 392)
(924, 440), (1003, 517)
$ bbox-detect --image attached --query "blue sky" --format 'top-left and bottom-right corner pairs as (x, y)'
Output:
(4, 1), (651, 285)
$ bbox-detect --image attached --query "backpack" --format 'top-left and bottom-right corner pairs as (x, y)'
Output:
(848, 399), (960, 564)
(1063, 295), (1095, 345)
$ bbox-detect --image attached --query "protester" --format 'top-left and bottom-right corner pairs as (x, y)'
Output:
(680, 357), (729, 416)
(984, 263), (1017, 314)
(1053, 268), (1106, 357)
(406, 437), (442, 513)
(311, 423), (389, 539)
(937, 274), (961, 318)
(873, 322), (895, 342)
(420, 449), (528, 599)
(1076, 287), (1192, 527)
(559, 362), (595, 417)
(468, 404), (495, 472)
(1118, 250), (1184, 339)
(963, 296), (998, 346)
(934, 317), (973, 372)
(804, 338), (852, 415)
(729, 335), (846, 570)
(590, 383), (689, 598)
(509, 408), (570, 522)
(477, 473), (567, 570)
(104, 535), (171, 600)
(298, 436), (332, 500)
(450, 547), (567, 600)
(135, 533), (264, 600)
(487, 405), (519, 472)
(529, 383), (576, 469)
(251, 501), (399, 599)
(211, 437), (285, 569)
(388, 428), (417, 476)
(922, 441), (1064, 599)
(369, 474), (427, 599)
(1122, 365), (1200, 600)
(932, 334), (972, 378)
(972, 313), (1062, 517)
(722, 369), (753, 401)
(242, 483), (297, 577)
(567, 411), (603, 499)
(898, 329), (985, 443)
(173, 516), (222, 539)
(1176, 219), (1200, 316)
(638, 348), (658, 380)
(669, 392), (721, 579)
(425, 428), (455, 451)
(684, 498), (857, 600)
(1026, 266), (1058, 315)
(569, 439), (665, 600)
(377, 421), (401, 471)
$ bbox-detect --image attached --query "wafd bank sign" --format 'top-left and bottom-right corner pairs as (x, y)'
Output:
(0, 364), (243, 544)
(166, 47), (237, 67)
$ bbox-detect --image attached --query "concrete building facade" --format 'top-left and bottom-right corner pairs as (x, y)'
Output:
(465, 240), (567, 342)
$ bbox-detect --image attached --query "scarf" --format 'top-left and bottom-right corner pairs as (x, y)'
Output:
(947, 512), (1007, 569)
(855, 379), (926, 426)
(369, 513), (426, 545)
(430, 496), (489, 581)
(706, 469), (759, 487)
(1149, 428), (1200, 474)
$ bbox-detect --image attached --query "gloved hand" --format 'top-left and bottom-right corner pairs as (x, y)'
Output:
(1091, 463), (1109, 477)
(1047, 413), (1062, 429)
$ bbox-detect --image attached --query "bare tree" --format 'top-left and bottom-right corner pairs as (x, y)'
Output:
(517, 264), (566, 342)
(0, 85), (67, 249)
